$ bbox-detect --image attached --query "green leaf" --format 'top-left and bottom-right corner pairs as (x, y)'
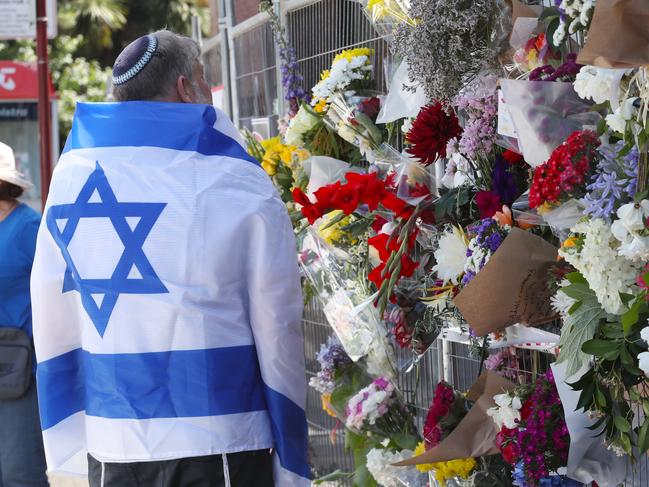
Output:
(622, 298), (647, 335)
(557, 285), (607, 376)
(581, 339), (620, 357)
(614, 416), (631, 433)
(392, 432), (419, 451)
(638, 419), (649, 454)
(566, 272), (588, 285)
(546, 16), (562, 48)
(561, 282), (596, 302)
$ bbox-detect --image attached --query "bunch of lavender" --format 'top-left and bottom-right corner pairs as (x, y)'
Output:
(584, 141), (639, 221)
(393, 0), (510, 101)
(462, 218), (510, 286)
(308, 335), (352, 394)
(529, 53), (581, 82)
(453, 92), (498, 160)
(260, 1), (309, 116)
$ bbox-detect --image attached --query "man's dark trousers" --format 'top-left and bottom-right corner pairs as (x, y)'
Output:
(88, 449), (274, 487)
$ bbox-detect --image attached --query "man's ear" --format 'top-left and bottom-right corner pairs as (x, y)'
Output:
(176, 75), (194, 103)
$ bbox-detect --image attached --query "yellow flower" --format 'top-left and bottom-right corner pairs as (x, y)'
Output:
(318, 210), (357, 245)
(413, 442), (435, 473)
(333, 47), (374, 64)
(320, 69), (330, 81)
(321, 393), (337, 418)
(313, 98), (328, 113)
(431, 458), (477, 486)
(261, 159), (277, 176)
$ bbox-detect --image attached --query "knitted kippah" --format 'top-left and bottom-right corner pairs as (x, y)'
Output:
(112, 35), (158, 86)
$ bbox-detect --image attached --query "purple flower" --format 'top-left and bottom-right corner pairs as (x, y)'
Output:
(492, 154), (519, 205)
(585, 142), (639, 221)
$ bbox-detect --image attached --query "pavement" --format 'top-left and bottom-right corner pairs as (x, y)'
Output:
(48, 474), (88, 487)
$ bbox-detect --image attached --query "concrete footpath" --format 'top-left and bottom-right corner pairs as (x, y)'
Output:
(48, 474), (89, 487)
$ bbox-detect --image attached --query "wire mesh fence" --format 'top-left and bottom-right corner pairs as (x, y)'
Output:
(224, 0), (649, 484)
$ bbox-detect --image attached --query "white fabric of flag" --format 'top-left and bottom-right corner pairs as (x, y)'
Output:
(30, 101), (310, 486)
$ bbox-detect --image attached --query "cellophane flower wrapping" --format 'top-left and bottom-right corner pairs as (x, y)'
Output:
(299, 228), (396, 377)
(499, 79), (601, 168)
(359, 0), (416, 38)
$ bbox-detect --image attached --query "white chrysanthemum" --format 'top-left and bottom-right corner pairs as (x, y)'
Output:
(559, 218), (643, 315)
(432, 226), (469, 284)
(311, 55), (372, 102)
(366, 449), (421, 487)
(551, 284), (577, 319)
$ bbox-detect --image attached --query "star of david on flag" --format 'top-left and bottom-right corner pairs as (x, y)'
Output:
(46, 162), (168, 337)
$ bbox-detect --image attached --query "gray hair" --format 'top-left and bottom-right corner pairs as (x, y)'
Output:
(112, 30), (201, 102)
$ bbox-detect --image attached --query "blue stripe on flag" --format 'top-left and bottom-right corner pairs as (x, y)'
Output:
(263, 385), (311, 479)
(37, 345), (267, 430)
(63, 102), (260, 166)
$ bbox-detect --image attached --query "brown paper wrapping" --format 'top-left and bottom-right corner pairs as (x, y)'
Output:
(453, 228), (558, 337)
(577, 0), (649, 68)
(395, 371), (517, 466)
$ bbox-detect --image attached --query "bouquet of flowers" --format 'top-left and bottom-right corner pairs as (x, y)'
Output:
(311, 48), (374, 107)
(299, 228), (396, 378)
(345, 376), (418, 439)
(414, 382), (478, 486)
(461, 218), (511, 286)
(529, 130), (600, 213)
(488, 370), (577, 486)
(244, 133), (310, 203)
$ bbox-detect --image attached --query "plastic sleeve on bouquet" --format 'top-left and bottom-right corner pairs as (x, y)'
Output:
(376, 61), (428, 124)
(499, 79), (602, 168)
(395, 371), (517, 466)
(551, 362), (629, 487)
(577, 0), (649, 69)
(453, 228), (558, 337)
(299, 229), (396, 377)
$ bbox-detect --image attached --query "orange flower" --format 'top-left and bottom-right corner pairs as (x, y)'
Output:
(493, 205), (536, 230)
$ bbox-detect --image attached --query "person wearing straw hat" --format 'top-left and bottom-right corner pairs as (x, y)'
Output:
(0, 141), (49, 486)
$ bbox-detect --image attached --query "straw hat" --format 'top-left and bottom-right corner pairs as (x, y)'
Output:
(0, 142), (33, 190)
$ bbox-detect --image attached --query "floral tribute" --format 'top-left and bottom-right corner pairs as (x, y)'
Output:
(489, 370), (574, 486)
(529, 130), (600, 212)
(406, 102), (462, 165)
(252, 0), (649, 483)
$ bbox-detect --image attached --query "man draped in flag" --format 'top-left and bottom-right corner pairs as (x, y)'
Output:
(30, 30), (309, 487)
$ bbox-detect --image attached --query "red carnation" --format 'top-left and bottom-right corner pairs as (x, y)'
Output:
(356, 96), (381, 121)
(529, 130), (599, 209)
(406, 102), (462, 166)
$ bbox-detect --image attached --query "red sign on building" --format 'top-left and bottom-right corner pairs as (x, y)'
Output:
(0, 61), (55, 100)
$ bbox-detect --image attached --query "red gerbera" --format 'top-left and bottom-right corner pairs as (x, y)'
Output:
(406, 102), (462, 166)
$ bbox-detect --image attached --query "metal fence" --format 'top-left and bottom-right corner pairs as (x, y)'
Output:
(210, 0), (649, 484)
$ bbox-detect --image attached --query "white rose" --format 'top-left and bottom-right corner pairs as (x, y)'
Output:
(639, 352), (649, 376)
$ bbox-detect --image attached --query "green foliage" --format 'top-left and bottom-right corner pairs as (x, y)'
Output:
(556, 278), (607, 377)
(0, 0), (211, 149)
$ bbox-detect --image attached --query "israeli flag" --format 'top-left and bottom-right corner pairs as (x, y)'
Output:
(30, 102), (309, 486)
